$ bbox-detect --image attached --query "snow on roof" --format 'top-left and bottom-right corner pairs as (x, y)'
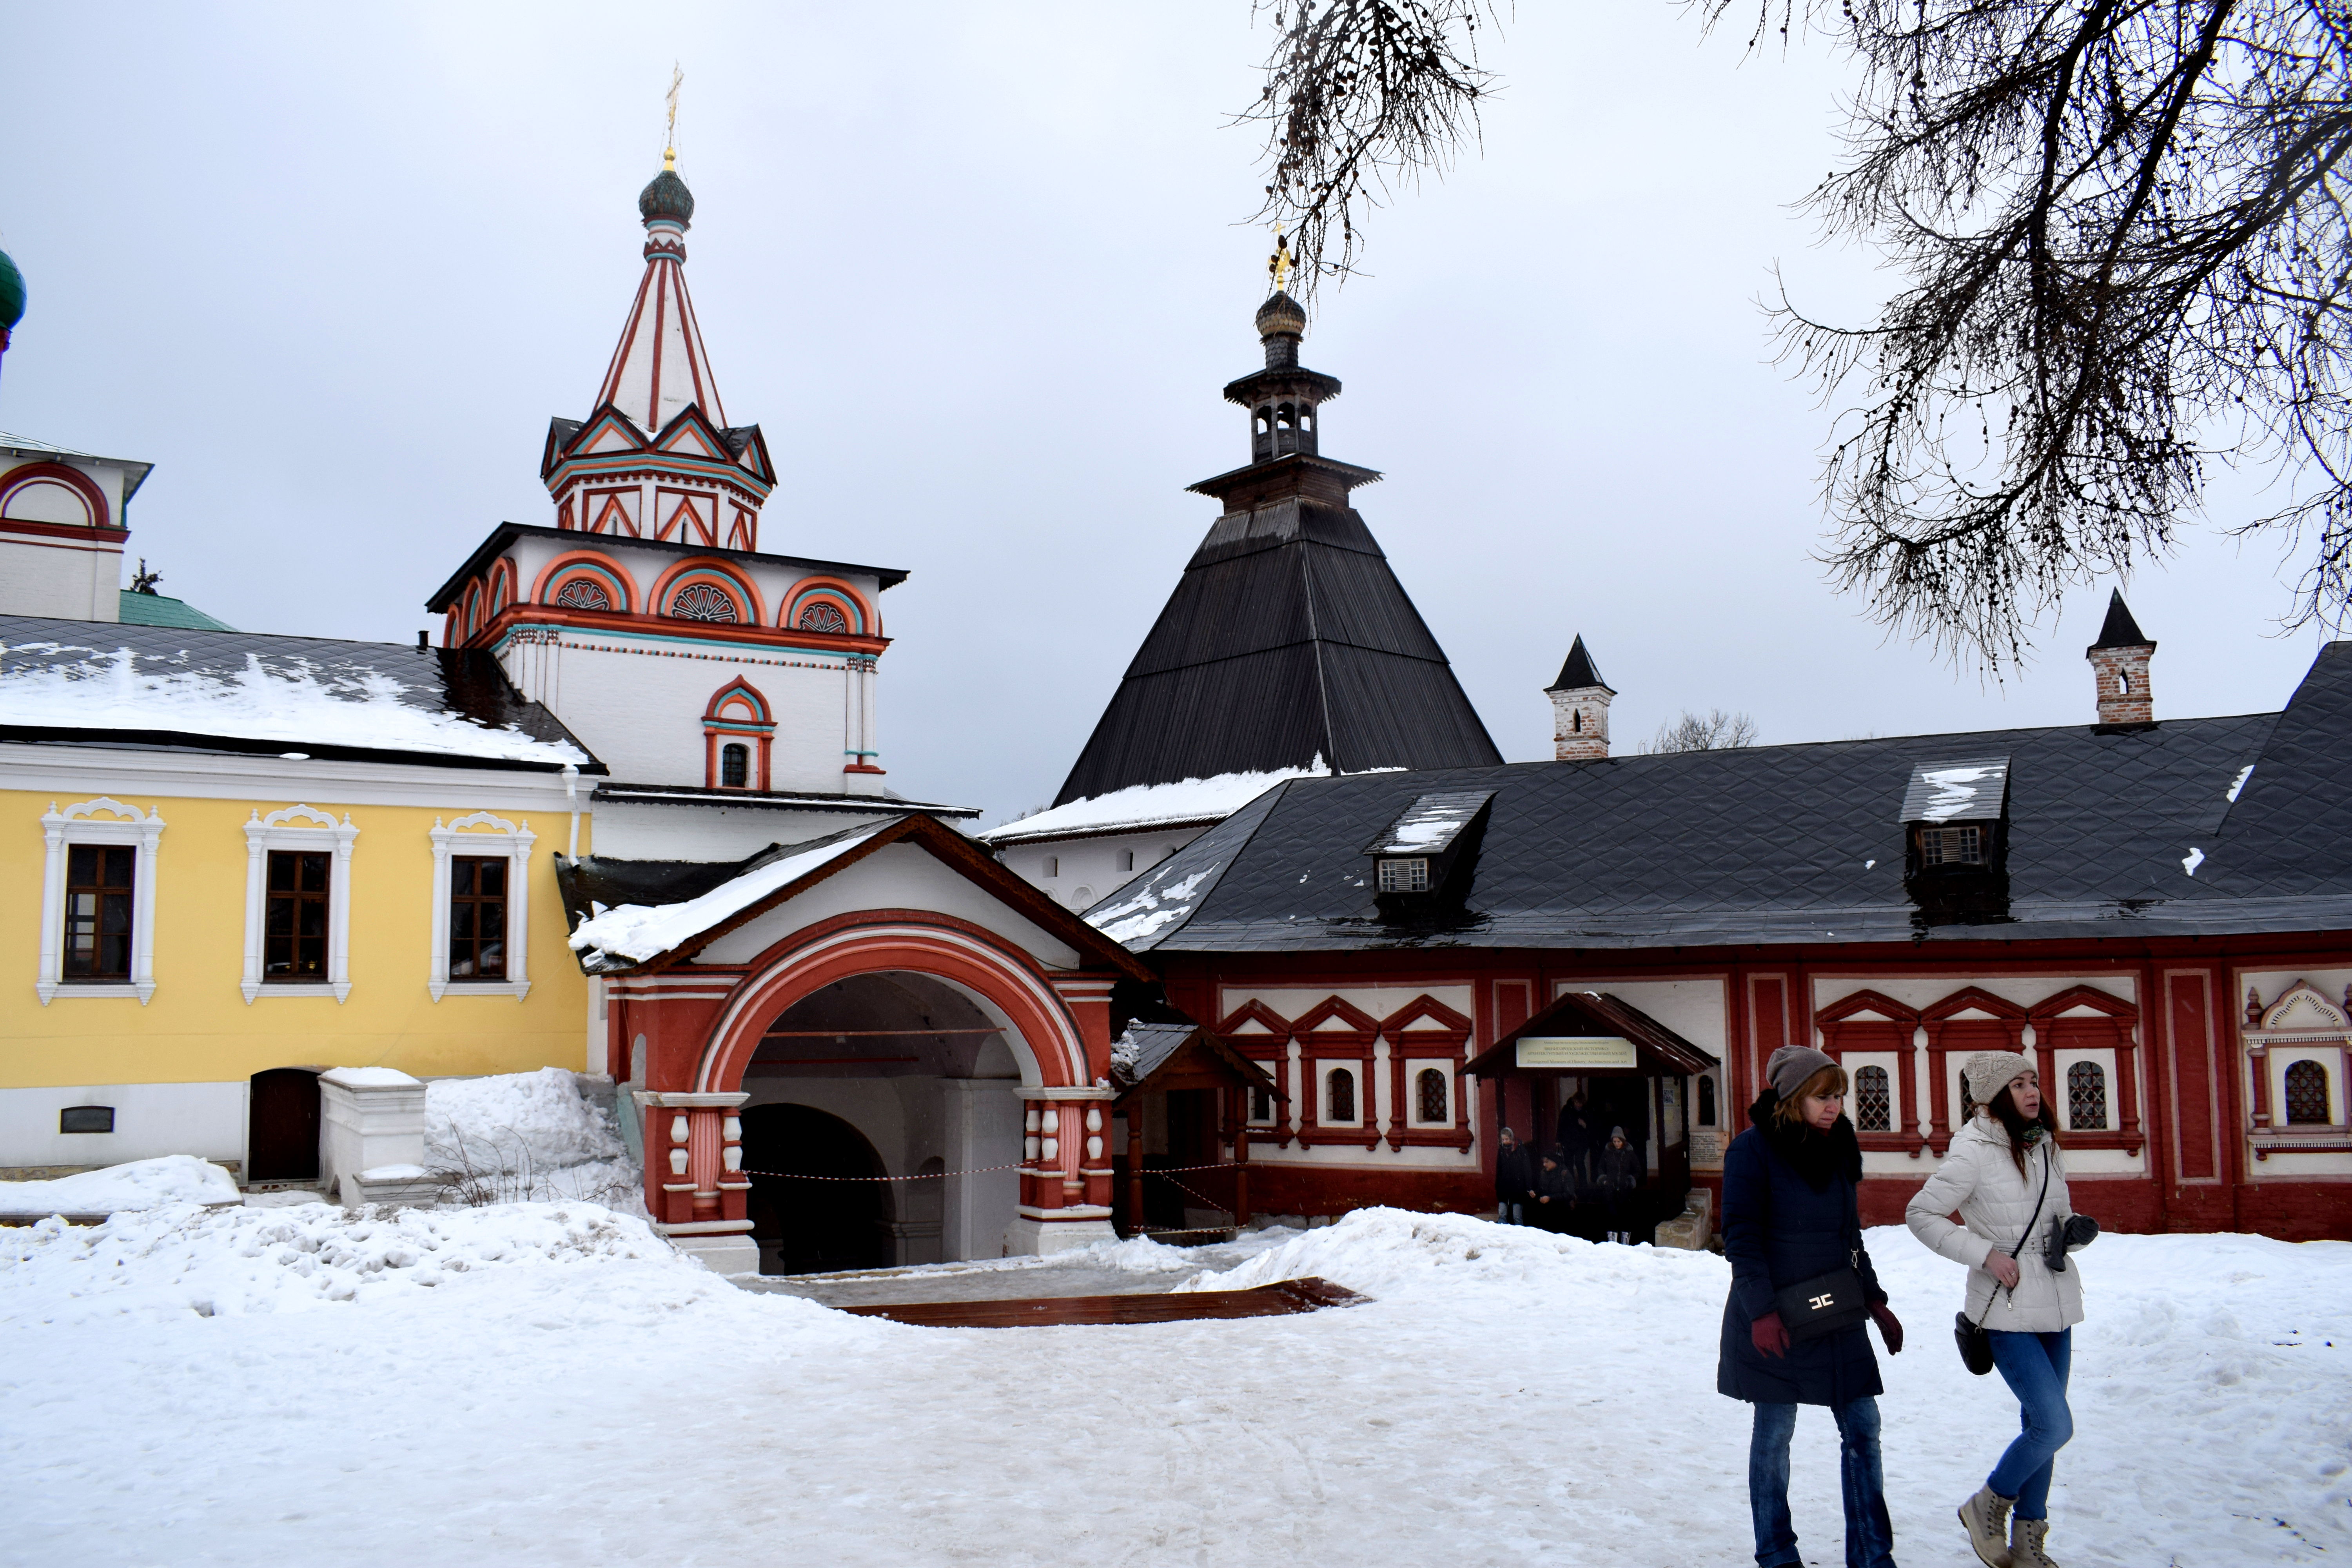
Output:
(1898, 757), (2011, 823)
(568, 825), (887, 968)
(1363, 789), (1495, 857)
(0, 624), (591, 768)
(982, 761), (1334, 846)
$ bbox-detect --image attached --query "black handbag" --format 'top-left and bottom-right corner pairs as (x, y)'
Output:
(1954, 1146), (2052, 1376)
(1773, 1175), (1871, 1343)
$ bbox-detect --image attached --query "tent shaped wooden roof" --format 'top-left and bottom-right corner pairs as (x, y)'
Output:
(1110, 1022), (1284, 1102)
(1462, 990), (1719, 1080)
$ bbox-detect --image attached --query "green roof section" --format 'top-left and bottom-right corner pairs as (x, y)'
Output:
(118, 591), (235, 632)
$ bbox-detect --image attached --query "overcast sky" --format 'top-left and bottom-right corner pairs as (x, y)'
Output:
(2, 4), (2332, 823)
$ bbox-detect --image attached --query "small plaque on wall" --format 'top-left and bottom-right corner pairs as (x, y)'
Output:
(1515, 1036), (1637, 1068)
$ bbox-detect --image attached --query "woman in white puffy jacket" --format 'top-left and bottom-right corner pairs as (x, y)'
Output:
(1907, 1051), (2089, 1568)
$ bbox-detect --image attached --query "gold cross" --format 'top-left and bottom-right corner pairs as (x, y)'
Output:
(1268, 223), (1294, 294)
(664, 64), (684, 169)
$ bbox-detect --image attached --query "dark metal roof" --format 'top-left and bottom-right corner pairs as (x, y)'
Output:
(1052, 494), (1502, 805)
(1463, 990), (1720, 1078)
(1548, 635), (1608, 693)
(1108, 1022), (1283, 1099)
(0, 613), (602, 773)
(592, 780), (980, 819)
(424, 522), (909, 613)
(2091, 590), (2153, 650)
(1365, 789), (1495, 856)
(1087, 644), (2352, 953)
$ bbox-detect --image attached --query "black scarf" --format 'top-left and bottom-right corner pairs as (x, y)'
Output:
(1748, 1088), (1864, 1192)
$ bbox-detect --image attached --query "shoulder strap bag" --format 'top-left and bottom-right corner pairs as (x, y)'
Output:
(1954, 1142), (2052, 1376)
(1771, 1172), (1871, 1344)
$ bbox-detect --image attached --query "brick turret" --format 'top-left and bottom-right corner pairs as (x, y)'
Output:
(1547, 636), (1615, 760)
(2087, 590), (2156, 727)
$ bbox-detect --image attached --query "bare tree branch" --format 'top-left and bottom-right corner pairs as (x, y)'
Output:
(1641, 708), (1763, 753)
(1243, 1), (1501, 301)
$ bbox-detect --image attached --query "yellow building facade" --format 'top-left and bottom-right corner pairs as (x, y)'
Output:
(0, 637), (603, 1181)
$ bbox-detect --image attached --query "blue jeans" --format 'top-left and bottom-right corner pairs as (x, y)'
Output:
(1496, 1201), (1523, 1225)
(1748, 1398), (1897, 1568)
(1987, 1328), (2073, 1518)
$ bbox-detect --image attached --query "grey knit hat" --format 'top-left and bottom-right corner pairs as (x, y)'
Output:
(1963, 1050), (2034, 1108)
(1766, 1044), (1839, 1100)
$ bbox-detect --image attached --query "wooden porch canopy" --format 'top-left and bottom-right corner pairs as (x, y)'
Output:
(1461, 990), (1719, 1080)
(1113, 1023), (1285, 1235)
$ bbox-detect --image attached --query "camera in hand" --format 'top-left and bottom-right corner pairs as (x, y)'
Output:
(2042, 1213), (2099, 1273)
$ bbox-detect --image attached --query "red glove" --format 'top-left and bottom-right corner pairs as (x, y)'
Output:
(1869, 1302), (1904, 1354)
(1751, 1311), (1790, 1359)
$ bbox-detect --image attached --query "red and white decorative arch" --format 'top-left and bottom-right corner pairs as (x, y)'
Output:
(702, 677), (773, 789)
(782, 576), (872, 637)
(650, 556), (764, 626)
(532, 550), (636, 615)
(0, 461), (112, 530)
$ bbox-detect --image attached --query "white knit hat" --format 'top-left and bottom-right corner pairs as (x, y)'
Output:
(1963, 1050), (2034, 1107)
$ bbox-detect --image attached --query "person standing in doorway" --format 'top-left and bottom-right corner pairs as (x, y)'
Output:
(1719, 1045), (1905, 1568)
(1493, 1125), (1535, 1225)
(1534, 1145), (1577, 1232)
(1907, 1053), (2089, 1568)
(1557, 1089), (1594, 1187)
(1595, 1126), (1645, 1243)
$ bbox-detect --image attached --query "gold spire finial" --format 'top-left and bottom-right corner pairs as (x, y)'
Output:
(1267, 222), (1294, 294)
(663, 63), (683, 169)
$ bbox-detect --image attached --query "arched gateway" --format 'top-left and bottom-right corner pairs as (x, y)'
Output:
(564, 815), (1146, 1272)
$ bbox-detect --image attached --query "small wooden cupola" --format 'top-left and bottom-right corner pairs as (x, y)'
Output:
(1362, 788), (1495, 905)
(1898, 755), (2012, 922)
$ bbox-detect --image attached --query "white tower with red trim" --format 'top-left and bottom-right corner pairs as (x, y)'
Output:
(427, 159), (931, 826)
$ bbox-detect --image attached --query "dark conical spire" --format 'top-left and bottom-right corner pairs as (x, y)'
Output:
(2090, 589), (2152, 650)
(1547, 635), (1611, 694)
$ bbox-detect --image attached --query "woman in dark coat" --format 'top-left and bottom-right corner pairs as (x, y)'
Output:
(1719, 1046), (1905, 1568)
(1595, 1125), (1646, 1243)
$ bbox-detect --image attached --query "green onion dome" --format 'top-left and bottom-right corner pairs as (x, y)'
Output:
(0, 249), (24, 332)
(638, 164), (695, 227)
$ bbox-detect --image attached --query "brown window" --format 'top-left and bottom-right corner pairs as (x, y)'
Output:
(2285, 1059), (2332, 1125)
(1855, 1064), (1892, 1132)
(448, 855), (509, 981)
(62, 844), (135, 981)
(264, 850), (331, 980)
(1326, 1067), (1356, 1123)
(720, 742), (749, 788)
(2066, 1060), (2109, 1129)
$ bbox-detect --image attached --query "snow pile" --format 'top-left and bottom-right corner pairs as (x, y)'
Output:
(568, 827), (885, 967)
(1177, 1205), (1722, 1303)
(0, 1155), (240, 1216)
(0, 639), (588, 765)
(0, 1200), (696, 1327)
(425, 1069), (636, 1210)
(1089, 866), (1215, 946)
(980, 762), (1327, 845)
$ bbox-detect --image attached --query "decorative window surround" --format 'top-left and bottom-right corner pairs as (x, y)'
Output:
(241, 805), (358, 1003)
(428, 811), (534, 1000)
(37, 799), (165, 1005)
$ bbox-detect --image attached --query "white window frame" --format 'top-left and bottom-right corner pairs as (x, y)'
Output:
(428, 811), (534, 1001)
(37, 798), (165, 1005)
(241, 804), (358, 1003)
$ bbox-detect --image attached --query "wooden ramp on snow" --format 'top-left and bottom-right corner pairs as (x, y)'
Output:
(837, 1276), (1367, 1328)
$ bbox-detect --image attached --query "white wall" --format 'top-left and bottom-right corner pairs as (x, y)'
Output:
(697, 842), (1084, 971)
(587, 798), (900, 860)
(0, 1080), (246, 1170)
(993, 826), (1211, 911)
(0, 535), (120, 622)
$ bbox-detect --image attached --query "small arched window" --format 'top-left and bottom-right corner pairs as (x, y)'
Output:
(797, 601), (849, 635)
(2118, 668), (2134, 694)
(2067, 1060), (2109, 1130)
(1416, 1067), (1448, 1124)
(1855, 1065), (1891, 1132)
(2285, 1058), (2332, 1125)
(1249, 1085), (1274, 1123)
(1572, 710), (1583, 733)
(1326, 1067), (1356, 1123)
(719, 743), (749, 789)
(1697, 1073), (1719, 1127)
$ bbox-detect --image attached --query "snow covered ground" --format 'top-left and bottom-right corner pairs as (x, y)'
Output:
(1, 1205), (2345, 1566)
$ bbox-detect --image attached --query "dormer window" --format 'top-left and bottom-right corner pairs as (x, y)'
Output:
(1918, 824), (1984, 866)
(1376, 857), (1430, 893)
(1362, 789), (1496, 916)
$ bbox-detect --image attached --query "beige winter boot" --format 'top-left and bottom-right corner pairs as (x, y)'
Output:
(2009, 1515), (2060, 1568)
(1957, 1485), (2016, 1568)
